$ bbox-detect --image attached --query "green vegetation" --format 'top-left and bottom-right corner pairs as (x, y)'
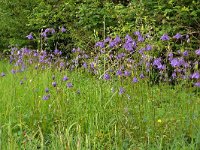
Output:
(0, 0), (200, 149)
(0, 0), (199, 52)
(0, 61), (200, 149)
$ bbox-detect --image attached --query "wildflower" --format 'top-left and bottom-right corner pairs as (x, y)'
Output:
(145, 44), (152, 51)
(137, 35), (144, 42)
(132, 77), (138, 83)
(67, 82), (73, 88)
(170, 58), (180, 67)
(134, 31), (141, 36)
(52, 82), (57, 87)
(160, 34), (170, 41)
(116, 70), (122, 76)
(140, 73), (145, 79)
(26, 33), (33, 40)
(82, 62), (87, 68)
(11, 69), (16, 74)
(183, 50), (188, 56)
(60, 26), (66, 32)
(45, 88), (49, 93)
(124, 70), (131, 77)
(1, 72), (5, 77)
(104, 37), (111, 43)
(42, 94), (50, 100)
(195, 49), (200, 56)
(60, 62), (65, 68)
(63, 76), (68, 81)
(119, 87), (125, 95)
(194, 82), (200, 87)
(95, 41), (104, 48)
(104, 73), (110, 80)
(157, 119), (162, 123)
(191, 72), (200, 79)
(173, 33), (182, 39)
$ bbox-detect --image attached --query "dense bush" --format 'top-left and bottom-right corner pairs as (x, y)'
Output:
(0, 0), (199, 53)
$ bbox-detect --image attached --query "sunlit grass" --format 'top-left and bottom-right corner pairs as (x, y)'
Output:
(0, 61), (200, 149)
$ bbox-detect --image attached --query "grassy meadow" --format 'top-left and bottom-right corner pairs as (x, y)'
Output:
(0, 59), (200, 149)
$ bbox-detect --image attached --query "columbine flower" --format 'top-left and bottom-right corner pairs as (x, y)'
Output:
(52, 82), (57, 87)
(67, 82), (73, 88)
(119, 87), (125, 95)
(195, 49), (200, 56)
(26, 33), (34, 40)
(104, 73), (110, 80)
(160, 34), (170, 41)
(173, 33), (182, 39)
(1, 72), (5, 77)
(63, 76), (68, 81)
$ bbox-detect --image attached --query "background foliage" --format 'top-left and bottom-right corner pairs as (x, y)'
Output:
(0, 0), (199, 52)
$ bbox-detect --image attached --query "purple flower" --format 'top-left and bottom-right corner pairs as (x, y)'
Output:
(67, 82), (73, 88)
(116, 70), (122, 76)
(195, 49), (200, 56)
(26, 33), (33, 40)
(95, 41), (104, 48)
(119, 87), (125, 95)
(54, 49), (61, 55)
(52, 82), (57, 87)
(160, 34), (170, 41)
(134, 31), (141, 36)
(140, 73), (145, 79)
(45, 88), (49, 93)
(170, 58), (180, 67)
(104, 73), (110, 80)
(124, 70), (131, 77)
(42, 94), (50, 100)
(63, 76), (69, 81)
(137, 35), (144, 42)
(11, 69), (16, 74)
(82, 62), (87, 68)
(191, 72), (200, 79)
(104, 37), (111, 43)
(194, 82), (200, 87)
(173, 33), (182, 39)
(1, 72), (5, 77)
(60, 26), (66, 32)
(60, 62), (65, 68)
(132, 77), (138, 83)
(145, 44), (152, 51)
(183, 50), (188, 56)
(172, 72), (176, 79)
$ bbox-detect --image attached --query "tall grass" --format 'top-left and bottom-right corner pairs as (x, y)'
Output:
(0, 60), (199, 149)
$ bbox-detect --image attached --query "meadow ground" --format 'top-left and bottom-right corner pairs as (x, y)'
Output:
(0, 60), (200, 149)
